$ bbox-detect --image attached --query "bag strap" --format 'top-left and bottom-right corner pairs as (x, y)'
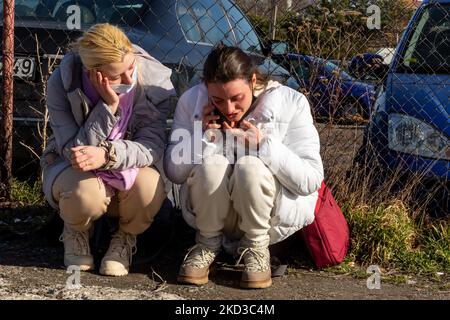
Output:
(314, 181), (327, 214)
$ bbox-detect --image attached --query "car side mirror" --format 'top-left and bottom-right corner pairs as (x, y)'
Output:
(348, 53), (389, 81)
(263, 40), (289, 56)
(271, 41), (288, 55)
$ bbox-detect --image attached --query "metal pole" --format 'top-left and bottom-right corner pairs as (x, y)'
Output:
(1, 0), (15, 200)
(270, 0), (278, 40)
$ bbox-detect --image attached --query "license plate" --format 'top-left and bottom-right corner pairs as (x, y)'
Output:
(0, 57), (36, 79)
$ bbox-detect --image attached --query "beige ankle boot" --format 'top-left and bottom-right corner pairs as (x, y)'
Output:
(236, 238), (272, 289)
(100, 230), (137, 276)
(59, 225), (94, 271)
(177, 234), (222, 285)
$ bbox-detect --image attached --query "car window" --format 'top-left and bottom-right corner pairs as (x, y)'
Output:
(177, 1), (203, 42)
(398, 4), (450, 74)
(177, 0), (234, 46)
(0, 0), (39, 19)
(221, 0), (262, 53)
(0, 0), (147, 26)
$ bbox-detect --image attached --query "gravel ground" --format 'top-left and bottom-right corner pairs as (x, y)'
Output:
(0, 218), (449, 301)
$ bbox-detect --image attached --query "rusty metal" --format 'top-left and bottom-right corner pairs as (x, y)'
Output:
(0, 0), (15, 200)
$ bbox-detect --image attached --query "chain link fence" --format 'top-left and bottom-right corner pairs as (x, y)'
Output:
(0, 0), (448, 216)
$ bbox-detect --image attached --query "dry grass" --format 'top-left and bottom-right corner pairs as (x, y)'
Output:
(325, 141), (450, 274)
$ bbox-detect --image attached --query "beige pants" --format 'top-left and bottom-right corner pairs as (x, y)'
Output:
(52, 166), (166, 235)
(188, 155), (280, 244)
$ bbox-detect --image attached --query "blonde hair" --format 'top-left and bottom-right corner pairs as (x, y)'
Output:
(72, 23), (133, 70)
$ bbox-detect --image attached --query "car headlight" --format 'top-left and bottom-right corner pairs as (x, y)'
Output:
(388, 114), (450, 160)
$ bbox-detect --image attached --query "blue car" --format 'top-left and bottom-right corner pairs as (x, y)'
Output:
(273, 53), (376, 122)
(360, 0), (449, 215)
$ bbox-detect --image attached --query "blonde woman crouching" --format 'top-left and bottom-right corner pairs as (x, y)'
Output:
(41, 23), (175, 276)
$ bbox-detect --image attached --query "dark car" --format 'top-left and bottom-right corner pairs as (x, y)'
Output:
(272, 53), (376, 122)
(0, 0), (298, 176)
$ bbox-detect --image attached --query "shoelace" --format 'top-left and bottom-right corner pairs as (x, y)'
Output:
(182, 244), (217, 268)
(235, 247), (269, 272)
(109, 232), (137, 266)
(59, 229), (90, 255)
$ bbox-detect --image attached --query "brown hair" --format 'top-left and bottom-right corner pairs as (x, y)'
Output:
(203, 44), (268, 87)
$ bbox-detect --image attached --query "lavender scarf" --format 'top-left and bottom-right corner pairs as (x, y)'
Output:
(82, 70), (139, 192)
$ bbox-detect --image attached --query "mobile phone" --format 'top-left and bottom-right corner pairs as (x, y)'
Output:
(209, 99), (231, 126)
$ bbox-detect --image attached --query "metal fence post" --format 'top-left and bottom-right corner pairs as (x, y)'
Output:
(0, 0), (15, 200)
(270, 0), (278, 40)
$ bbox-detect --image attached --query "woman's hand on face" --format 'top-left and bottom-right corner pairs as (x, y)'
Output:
(223, 120), (263, 150)
(89, 69), (119, 114)
(202, 104), (222, 142)
(70, 146), (107, 172)
(202, 104), (221, 131)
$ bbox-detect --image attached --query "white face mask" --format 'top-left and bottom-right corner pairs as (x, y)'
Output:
(110, 63), (138, 94)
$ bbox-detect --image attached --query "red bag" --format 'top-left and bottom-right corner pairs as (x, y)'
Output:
(300, 181), (350, 268)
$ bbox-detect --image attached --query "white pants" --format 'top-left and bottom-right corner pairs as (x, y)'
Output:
(187, 155), (280, 244)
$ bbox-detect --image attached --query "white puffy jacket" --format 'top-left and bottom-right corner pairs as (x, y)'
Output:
(164, 82), (324, 244)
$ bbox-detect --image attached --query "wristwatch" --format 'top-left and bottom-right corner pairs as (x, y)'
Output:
(98, 140), (117, 170)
